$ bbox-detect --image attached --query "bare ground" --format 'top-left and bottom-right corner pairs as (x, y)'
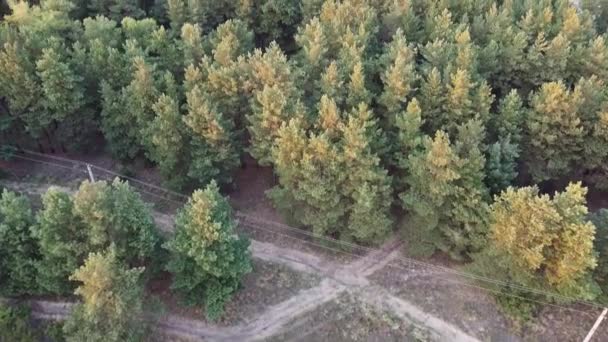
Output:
(4, 157), (607, 341)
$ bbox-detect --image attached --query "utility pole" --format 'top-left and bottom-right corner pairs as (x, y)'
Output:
(86, 163), (95, 182)
(583, 308), (608, 342)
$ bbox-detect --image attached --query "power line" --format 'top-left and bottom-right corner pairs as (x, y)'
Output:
(5, 151), (607, 311)
(245, 222), (602, 318)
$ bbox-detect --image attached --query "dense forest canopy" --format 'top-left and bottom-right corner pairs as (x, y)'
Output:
(3, 0), (608, 320)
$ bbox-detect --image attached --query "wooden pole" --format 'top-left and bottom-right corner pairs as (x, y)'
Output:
(86, 164), (95, 182)
(583, 308), (608, 342)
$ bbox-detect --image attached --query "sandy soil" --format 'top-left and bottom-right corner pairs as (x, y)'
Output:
(3, 155), (608, 341)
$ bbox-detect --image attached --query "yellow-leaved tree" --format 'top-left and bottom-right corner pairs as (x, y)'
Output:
(472, 182), (600, 317)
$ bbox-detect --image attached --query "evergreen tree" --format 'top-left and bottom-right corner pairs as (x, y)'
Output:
(394, 98), (424, 172)
(33, 187), (88, 295)
(181, 23), (204, 67)
(419, 67), (444, 133)
(476, 183), (599, 300)
(247, 85), (298, 165)
(345, 60), (371, 109)
(166, 0), (187, 30)
(185, 85), (240, 186)
(63, 247), (148, 342)
(0, 42), (43, 137)
(402, 124), (489, 259)
(100, 81), (141, 160)
(147, 92), (188, 190)
(589, 209), (608, 296)
(379, 29), (417, 122)
(0, 190), (38, 296)
(402, 131), (460, 257)
(341, 103), (393, 242)
(164, 181), (252, 319)
(486, 137), (519, 195)
(36, 44), (90, 150)
(88, 0), (145, 22)
(72, 179), (160, 268)
(126, 56), (159, 152)
(525, 81), (584, 182)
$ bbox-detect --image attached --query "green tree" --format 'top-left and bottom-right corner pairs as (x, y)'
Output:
(33, 188), (89, 295)
(0, 303), (37, 342)
(401, 124), (489, 259)
(100, 81), (140, 160)
(72, 179), (161, 269)
(341, 104), (393, 242)
(402, 131), (460, 257)
(87, 0), (145, 22)
(525, 81), (584, 182)
(36, 44), (91, 150)
(583, 0), (608, 33)
(164, 182), (252, 319)
(378, 28), (417, 122)
(147, 93), (188, 190)
(185, 85), (240, 186)
(394, 98), (424, 178)
(0, 190), (38, 296)
(63, 247), (148, 342)
(486, 137), (519, 194)
(589, 209), (608, 298)
(247, 85), (296, 165)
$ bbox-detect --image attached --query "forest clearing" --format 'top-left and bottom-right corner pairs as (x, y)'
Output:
(3, 0), (608, 341)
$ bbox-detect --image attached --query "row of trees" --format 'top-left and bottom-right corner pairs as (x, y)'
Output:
(0, 179), (251, 340)
(2, 0), (608, 316)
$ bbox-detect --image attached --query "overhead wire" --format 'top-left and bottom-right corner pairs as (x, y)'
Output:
(5, 151), (607, 313)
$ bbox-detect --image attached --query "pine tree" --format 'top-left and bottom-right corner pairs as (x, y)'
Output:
(100, 81), (141, 160)
(185, 85), (240, 186)
(345, 60), (371, 109)
(247, 84), (300, 165)
(589, 209), (608, 295)
(33, 188), (88, 295)
(127, 56), (159, 152)
(181, 23), (204, 67)
(63, 247), (148, 342)
(0, 190), (39, 296)
(166, 0), (187, 30)
(341, 103), (392, 242)
(419, 67), (444, 133)
(394, 98), (424, 172)
(381, 0), (422, 42)
(207, 19), (254, 67)
(269, 116), (347, 237)
(164, 182), (252, 319)
(482, 183), (598, 299)
(451, 120), (490, 255)
(486, 137), (519, 195)
(316, 94), (342, 140)
(87, 0), (145, 22)
(0, 42), (42, 135)
(72, 179), (160, 268)
(402, 131), (460, 257)
(492, 89), (525, 144)
(379, 28), (417, 121)
(147, 93), (188, 190)
(444, 68), (475, 134)
(525, 81), (584, 182)
(295, 17), (328, 101)
(36, 44), (89, 150)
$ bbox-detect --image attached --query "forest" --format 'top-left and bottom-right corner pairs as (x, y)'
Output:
(2, 0), (608, 340)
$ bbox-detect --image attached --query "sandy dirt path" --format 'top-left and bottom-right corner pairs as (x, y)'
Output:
(2, 180), (480, 342)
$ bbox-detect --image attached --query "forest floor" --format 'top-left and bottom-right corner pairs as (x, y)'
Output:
(2, 154), (608, 341)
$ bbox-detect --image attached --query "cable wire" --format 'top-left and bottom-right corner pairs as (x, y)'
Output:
(6, 151), (608, 310)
